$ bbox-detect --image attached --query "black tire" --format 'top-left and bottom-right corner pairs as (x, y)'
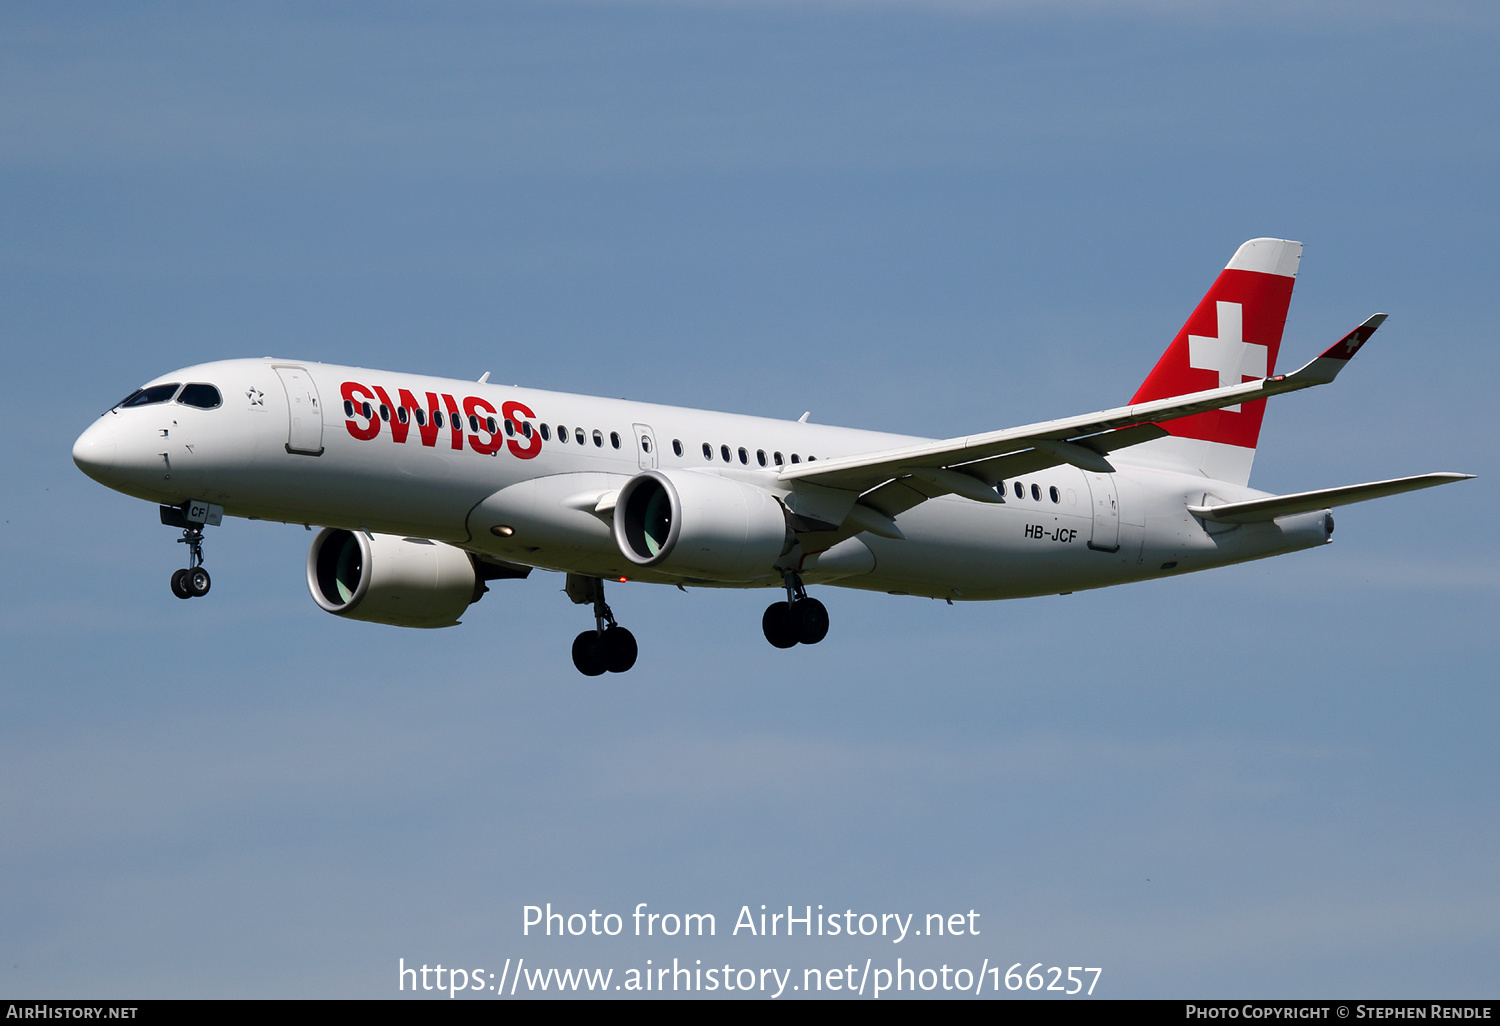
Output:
(601, 626), (638, 673)
(762, 601), (798, 649)
(170, 568), (192, 599)
(571, 631), (607, 677)
(185, 567), (212, 597)
(792, 597), (829, 645)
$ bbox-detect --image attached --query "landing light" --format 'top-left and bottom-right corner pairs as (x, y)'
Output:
(490, 525), (515, 537)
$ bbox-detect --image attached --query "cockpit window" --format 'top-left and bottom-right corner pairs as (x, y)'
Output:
(118, 383), (181, 408)
(176, 383), (222, 410)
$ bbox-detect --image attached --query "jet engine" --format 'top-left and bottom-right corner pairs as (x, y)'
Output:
(612, 469), (792, 582)
(306, 528), (481, 628)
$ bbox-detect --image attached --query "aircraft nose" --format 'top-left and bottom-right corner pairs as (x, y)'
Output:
(72, 417), (118, 484)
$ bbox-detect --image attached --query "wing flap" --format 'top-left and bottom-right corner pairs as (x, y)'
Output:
(851, 425), (1172, 520)
(1187, 473), (1473, 524)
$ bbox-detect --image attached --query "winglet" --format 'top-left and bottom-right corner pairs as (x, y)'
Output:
(1284, 313), (1387, 385)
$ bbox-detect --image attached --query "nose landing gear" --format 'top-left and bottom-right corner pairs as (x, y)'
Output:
(161, 502), (220, 599)
(565, 575), (638, 676)
(170, 562), (211, 599)
(763, 570), (828, 648)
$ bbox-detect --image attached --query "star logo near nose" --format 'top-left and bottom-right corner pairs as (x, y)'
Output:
(246, 387), (264, 406)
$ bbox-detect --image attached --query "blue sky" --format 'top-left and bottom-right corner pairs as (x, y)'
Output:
(2, 1), (1496, 998)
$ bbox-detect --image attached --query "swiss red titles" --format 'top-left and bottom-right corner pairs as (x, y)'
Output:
(340, 382), (537, 459)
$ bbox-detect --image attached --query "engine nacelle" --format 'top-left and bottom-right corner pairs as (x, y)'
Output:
(613, 469), (792, 582)
(306, 528), (479, 628)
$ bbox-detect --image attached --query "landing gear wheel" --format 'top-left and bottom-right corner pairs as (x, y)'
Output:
(762, 601), (798, 649)
(165, 510), (215, 600)
(600, 626), (638, 673)
(571, 631), (607, 677)
(185, 567), (212, 597)
(792, 597), (829, 645)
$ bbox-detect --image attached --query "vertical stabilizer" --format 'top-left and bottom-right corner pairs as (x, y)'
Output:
(1121, 238), (1301, 486)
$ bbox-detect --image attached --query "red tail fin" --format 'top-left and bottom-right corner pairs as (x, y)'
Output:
(1130, 238), (1301, 452)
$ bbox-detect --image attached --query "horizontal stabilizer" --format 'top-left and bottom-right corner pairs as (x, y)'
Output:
(1188, 472), (1474, 524)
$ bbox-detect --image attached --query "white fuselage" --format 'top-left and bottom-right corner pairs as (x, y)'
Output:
(72, 357), (1331, 604)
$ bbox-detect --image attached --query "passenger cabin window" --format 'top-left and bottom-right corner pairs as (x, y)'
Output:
(176, 384), (222, 409)
(379, 405), (391, 421)
(556, 424), (566, 441)
(414, 408), (426, 426)
(1031, 484), (1041, 501)
(720, 445), (731, 463)
(523, 422), (533, 439)
(609, 431), (620, 448)
(672, 439), (683, 457)
(120, 383), (180, 408)
(737, 447), (748, 465)
(1050, 486), (1060, 503)
(593, 430), (603, 447)
(641, 436), (652, 453)
(398, 407), (409, 424)
(343, 400), (354, 417)
(790, 454), (800, 463)
(702, 442), (713, 460)
(756, 449), (767, 467)
(773, 452), (784, 466)
(433, 410), (444, 428)
(540, 424), (551, 441)
(575, 428), (585, 445)
(1013, 482), (1023, 499)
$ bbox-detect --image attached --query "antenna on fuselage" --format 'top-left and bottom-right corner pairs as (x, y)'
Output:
(478, 371), (491, 384)
(798, 411), (810, 423)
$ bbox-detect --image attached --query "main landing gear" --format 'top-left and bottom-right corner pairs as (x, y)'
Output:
(566, 575), (638, 676)
(762, 571), (828, 649)
(160, 503), (219, 600)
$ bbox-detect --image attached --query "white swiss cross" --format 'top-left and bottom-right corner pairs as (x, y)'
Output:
(1188, 301), (1265, 413)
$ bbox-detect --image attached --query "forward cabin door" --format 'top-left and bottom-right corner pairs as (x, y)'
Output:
(274, 365), (325, 456)
(1085, 472), (1120, 552)
(634, 423), (658, 471)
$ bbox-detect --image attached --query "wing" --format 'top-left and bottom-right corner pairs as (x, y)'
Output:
(778, 315), (1389, 524)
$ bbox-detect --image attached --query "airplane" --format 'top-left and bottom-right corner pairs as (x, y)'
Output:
(72, 238), (1472, 676)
